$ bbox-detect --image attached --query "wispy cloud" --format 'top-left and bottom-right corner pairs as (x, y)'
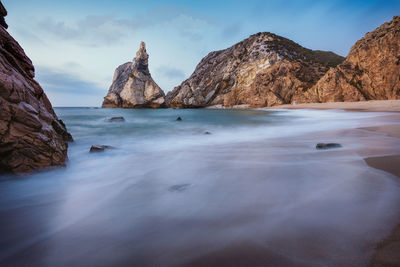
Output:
(16, 5), (214, 47)
(33, 15), (142, 46)
(221, 23), (241, 39)
(156, 65), (186, 80)
(36, 66), (104, 95)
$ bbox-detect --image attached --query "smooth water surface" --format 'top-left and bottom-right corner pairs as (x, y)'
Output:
(1, 108), (400, 266)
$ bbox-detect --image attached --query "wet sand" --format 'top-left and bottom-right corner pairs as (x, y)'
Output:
(359, 124), (400, 267)
(183, 122), (400, 267)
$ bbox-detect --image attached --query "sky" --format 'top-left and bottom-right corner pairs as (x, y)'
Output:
(4, 0), (400, 106)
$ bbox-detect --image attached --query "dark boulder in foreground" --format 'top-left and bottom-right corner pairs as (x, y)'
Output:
(89, 145), (114, 153)
(0, 5), (72, 174)
(316, 143), (342, 149)
(107, 116), (125, 122)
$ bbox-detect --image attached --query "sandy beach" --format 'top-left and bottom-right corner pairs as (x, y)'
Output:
(270, 100), (400, 266)
(269, 100), (400, 112)
(359, 123), (400, 267)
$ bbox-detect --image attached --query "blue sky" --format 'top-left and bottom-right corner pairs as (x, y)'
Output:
(4, 0), (399, 106)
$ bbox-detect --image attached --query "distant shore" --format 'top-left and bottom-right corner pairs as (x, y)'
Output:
(205, 100), (400, 112)
(267, 99), (400, 112)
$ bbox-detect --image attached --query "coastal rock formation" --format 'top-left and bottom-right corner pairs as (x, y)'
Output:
(166, 33), (344, 108)
(102, 42), (165, 108)
(295, 16), (400, 103)
(0, 6), (72, 173)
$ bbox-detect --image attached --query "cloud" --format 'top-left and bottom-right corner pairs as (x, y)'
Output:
(156, 65), (186, 79)
(35, 66), (105, 95)
(221, 23), (241, 39)
(163, 14), (212, 42)
(16, 5), (215, 47)
(33, 15), (141, 46)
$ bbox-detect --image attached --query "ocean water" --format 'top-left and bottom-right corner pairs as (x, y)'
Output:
(1, 108), (400, 266)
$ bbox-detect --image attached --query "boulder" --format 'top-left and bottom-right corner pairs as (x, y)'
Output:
(107, 116), (125, 122)
(89, 145), (114, 153)
(316, 143), (342, 150)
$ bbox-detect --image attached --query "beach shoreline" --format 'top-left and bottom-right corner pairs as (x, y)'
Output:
(267, 100), (400, 112)
(204, 100), (400, 112)
(205, 103), (400, 266)
(1, 107), (400, 266)
(357, 123), (400, 266)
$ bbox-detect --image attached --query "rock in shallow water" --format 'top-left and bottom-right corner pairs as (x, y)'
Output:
(107, 116), (125, 122)
(89, 145), (114, 153)
(169, 183), (191, 192)
(176, 116), (182, 121)
(316, 143), (342, 149)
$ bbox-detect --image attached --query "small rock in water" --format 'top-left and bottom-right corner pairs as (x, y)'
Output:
(108, 116), (125, 122)
(176, 116), (182, 121)
(169, 183), (191, 192)
(90, 145), (114, 153)
(316, 143), (342, 149)
(204, 131), (211, 135)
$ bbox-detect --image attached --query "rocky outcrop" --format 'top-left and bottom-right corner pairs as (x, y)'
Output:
(102, 42), (165, 108)
(166, 32), (344, 108)
(0, 2), (7, 29)
(0, 6), (72, 174)
(295, 16), (400, 103)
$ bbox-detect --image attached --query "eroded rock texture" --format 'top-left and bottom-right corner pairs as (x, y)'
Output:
(166, 32), (344, 108)
(295, 16), (400, 103)
(102, 42), (165, 108)
(0, 8), (72, 173)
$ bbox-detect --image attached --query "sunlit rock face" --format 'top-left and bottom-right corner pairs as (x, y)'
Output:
(166, 32), (344, 108)
(295, 16), (400, 103)
(0, 5), (72, 173)
(102, 42), (165, 108)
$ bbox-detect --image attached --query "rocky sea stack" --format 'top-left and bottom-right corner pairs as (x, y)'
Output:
(166, 32), (344, 108)
(295, 16), (400, 103)
(102, 42), (165, 108)
(0, 3), (72, 173)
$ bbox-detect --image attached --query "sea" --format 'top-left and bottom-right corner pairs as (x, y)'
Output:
(0, 107), (400, 266)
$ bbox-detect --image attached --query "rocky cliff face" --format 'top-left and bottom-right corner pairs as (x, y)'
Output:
(166, 33), (344, 108)
(102, 42), (165, 108)
(294, 16), (400, 103)
(0, 6), (72, 173)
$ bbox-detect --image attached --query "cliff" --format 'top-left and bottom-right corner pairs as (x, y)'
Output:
(0, 4), (72, 173)
(102, 42), (165, 108)
(294, 16), (400, 103)
(166, 32), (344, 108)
